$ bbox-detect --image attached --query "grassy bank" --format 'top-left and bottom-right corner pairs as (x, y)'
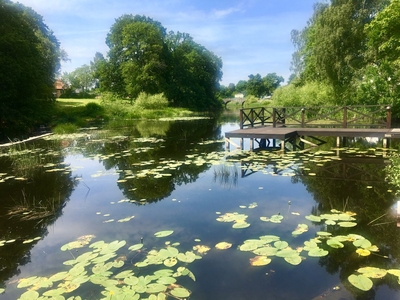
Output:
(52, 96), (196, 134)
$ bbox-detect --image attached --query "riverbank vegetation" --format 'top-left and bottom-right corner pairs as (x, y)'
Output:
(271, 0), (400, 117)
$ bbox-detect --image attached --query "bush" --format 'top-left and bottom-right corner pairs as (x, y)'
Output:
(133, 93), (169, 110)
(271, 82), (335, 107)
(84, 102), (104, 118)
(53, 123), (79, 134)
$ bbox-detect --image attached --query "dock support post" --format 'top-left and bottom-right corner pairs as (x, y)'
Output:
(336, 136), (341, 148)
(250, 138), (254, 151)
(225, 137), (230, 151)
(281, 140), (285, 152)
(240, 138), (244, 150)
(383, 138), (388, 149)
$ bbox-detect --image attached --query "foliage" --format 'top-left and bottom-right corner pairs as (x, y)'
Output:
(100, 93), (193, 119)
(386, 153), (400, 195)
(133, 93), (168, 110)
(97, 15), (223, 111)
(0, 0), (64, 138)
(356, 0), (400, 116)
(52, 123), (79, 134)
(271, 81), (335, 107)
(61, 64), (97, 94)
(289, 0), (393, 105)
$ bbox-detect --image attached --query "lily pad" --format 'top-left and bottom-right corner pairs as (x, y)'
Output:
(308, 248), (329, 257)
(154, 230), (174, 238)
(170, 287), (191, 298)
(337, 221), (357, 228)
(327, 239), (344, 249)
(249, 256), (272, 266)
(128, 244), (144, 251)
(357, 267), (387, 278)
(348, 274), (373, 291)
(215, 242), (232, 250)
(284, 255), (302, 265)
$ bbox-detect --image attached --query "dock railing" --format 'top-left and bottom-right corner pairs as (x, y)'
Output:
(240, 105), (391, 129)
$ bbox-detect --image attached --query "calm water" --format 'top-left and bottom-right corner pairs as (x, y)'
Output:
(1, 113), (400, 300)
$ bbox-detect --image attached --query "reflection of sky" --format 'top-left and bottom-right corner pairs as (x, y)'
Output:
(3, 128), (399, 300)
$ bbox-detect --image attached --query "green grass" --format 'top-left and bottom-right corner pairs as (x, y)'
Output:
(56, 98), (101, 107)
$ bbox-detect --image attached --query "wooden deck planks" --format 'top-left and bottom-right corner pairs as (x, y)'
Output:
(225, 126), (400, 140)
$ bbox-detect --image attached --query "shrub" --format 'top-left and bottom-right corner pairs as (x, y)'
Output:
(271, 82), (335, 107)
(84, 102), (104, 118)
(133, 93), (169, 110)
(53, 123), (79, 134)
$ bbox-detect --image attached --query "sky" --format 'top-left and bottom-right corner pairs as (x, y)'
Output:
(13, 0), (318, 86)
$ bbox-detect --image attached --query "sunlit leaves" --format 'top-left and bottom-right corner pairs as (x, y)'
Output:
(61, 235), (96, 251)
(215, 242), (232, 250)
(292, 224), (308, 236)
(249, 256), (272, 266)
(216, 212), (250, 228)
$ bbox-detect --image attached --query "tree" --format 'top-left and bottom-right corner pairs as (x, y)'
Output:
(245, 73), (284, 98)
(100, 15), (223, 111)
(290, 0), (389, 101)
(62, 64), (95, 93)
(263, 73), (284, 95)
(351, 0), (400, 114)
(0, 0), (63, 138)
(165, 32), (222, 110)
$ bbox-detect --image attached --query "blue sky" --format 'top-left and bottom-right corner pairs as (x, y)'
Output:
(14, 0), (317, 85)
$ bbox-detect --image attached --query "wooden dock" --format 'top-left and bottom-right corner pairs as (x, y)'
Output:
(225, 105), (400, 151)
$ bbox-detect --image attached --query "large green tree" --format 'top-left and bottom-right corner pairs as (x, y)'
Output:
(352, 0), (400, 113)
(0, 0), (63, 138)
(165, 31), (222, 110)
(290, 0), (389, 102)
(98, 15), (223, 111)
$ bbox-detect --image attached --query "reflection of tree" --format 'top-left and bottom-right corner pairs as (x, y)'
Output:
(0, 142), (77, 287)
(75, 118), (223, 202)
(295, 152), (400, 299)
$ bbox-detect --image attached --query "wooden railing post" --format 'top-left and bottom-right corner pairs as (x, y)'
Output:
(261, 108), (265, 126)
(240, 109), (244, 129)
(273, 108), (277, 128)
(387, 106), (392, 129)
(343, 106), (347, 128)
(301, 108), (305, 127)
(250, 109), (254, 127)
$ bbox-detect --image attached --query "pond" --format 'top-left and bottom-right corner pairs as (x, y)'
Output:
(1, 112), (400, 300)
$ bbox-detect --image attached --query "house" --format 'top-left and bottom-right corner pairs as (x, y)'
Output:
(54, 80), (65, 98)
(234, 93), (244, 98)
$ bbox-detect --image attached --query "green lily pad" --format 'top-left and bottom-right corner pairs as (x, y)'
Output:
(305, 215), (321, 222)
(338, 221), (357, 228)
(284, 255), (302, 265)
(274, 241), (289, 250)
(316, 231), (332, 237)
(353, 239), (372, 249)
(232, 222), (250, 229)
(128, 244), (144, 251)
(170, 287), (191, 298)
(253, 247), (278, 256)
(164, 258), (177, 267)
(357, 267), (387, 278)
(308, 248), (329, 257)
(154, 230), (174, 238)
(19, 290), (39, 300)
(327, 239), (344, 249)
(348, 274), (373, 291)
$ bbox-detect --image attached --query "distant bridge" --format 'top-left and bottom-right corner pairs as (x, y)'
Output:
(222, 97), (246, 108)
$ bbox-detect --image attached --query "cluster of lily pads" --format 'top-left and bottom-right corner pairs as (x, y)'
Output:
(14, 230), (206, 300)
(214, 205), (400, 292)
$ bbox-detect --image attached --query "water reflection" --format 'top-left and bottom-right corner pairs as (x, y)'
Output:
(1, 116), (400, 299)
(0, 141), (78, 287)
